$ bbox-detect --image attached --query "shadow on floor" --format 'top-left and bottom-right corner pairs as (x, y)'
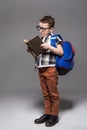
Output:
(60, 98), (73, 111)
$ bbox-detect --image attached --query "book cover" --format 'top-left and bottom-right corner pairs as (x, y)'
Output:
(26, 36), (45, 56)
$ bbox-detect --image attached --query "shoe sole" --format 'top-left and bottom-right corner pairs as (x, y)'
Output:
(34, 121), (45, 124)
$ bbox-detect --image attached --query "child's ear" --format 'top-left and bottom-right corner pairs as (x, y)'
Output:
(50, 27), (54, 33)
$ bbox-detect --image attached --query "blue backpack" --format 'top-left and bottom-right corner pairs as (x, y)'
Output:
(51, 34), (75, 75)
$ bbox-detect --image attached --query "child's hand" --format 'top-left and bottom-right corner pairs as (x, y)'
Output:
(27, 47), (32, 52)
(27, 47), (36, 57)
(40, 43), (50, 50)
(23, 39), (29, 44)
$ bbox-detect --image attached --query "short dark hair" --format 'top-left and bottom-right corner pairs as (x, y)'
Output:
(39, 15), (55, 28)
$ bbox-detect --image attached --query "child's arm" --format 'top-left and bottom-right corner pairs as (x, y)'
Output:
(40, 43), (64, 56)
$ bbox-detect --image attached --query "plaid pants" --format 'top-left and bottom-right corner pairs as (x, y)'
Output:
(38, 67), (60, 116)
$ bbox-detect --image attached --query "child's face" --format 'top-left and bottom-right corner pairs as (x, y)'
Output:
(38, 22), (53, 37)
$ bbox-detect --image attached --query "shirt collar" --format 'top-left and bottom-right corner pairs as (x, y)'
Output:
(42, 33), (53, 42)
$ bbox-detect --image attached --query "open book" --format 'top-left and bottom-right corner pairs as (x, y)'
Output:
(24, 35), (45, 56)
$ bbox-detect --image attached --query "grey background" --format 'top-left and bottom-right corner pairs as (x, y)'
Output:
(0, 0), (87, 130)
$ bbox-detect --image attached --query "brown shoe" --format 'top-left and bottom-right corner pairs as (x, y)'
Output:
(34, 114), (51, 124)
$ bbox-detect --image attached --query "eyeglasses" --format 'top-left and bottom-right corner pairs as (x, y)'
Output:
(36, 26), (50, 31)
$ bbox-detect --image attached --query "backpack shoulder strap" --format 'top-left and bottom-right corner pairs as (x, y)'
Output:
(51, 34), (63, 47)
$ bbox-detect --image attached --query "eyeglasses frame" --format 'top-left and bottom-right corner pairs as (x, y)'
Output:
(36, 25), (51, 31)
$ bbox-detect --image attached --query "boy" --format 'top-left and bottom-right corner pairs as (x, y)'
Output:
(23, 15), (64, 127)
